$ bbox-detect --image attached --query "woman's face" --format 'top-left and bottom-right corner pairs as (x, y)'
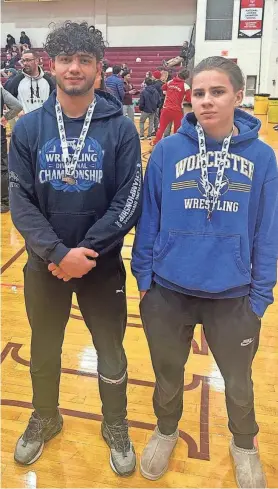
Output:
(191, 70), (243, 131)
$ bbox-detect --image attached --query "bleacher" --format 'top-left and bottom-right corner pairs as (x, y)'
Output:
(1, 45), (180, 91)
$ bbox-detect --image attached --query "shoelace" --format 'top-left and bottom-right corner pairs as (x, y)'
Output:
(22, 412), (51, 445)
(108, 422), (130, 457)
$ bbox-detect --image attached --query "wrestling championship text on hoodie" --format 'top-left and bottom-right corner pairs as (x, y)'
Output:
(132, 109), (278, 318)
(8, 90), (143, 269)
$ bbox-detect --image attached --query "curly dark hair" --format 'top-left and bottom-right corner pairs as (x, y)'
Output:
(44, 21), (106, 61)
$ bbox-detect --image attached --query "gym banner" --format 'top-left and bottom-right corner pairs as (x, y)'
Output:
(238, 0), (265, 38)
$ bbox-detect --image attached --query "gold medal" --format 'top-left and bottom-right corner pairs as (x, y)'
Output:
(62, 176), (76, 185)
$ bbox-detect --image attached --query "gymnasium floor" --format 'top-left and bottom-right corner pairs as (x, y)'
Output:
(1, 115), (278, 488)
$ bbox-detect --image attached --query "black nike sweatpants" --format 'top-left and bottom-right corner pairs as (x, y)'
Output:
(140, 282), (261, 449)
(24, 256), (128, 425)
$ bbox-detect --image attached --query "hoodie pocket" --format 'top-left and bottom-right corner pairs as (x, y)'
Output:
(47, 211), (98, 248)
(153, 232), (250, 293)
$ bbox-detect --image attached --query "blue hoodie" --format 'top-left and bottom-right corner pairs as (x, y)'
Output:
(132, 109), (278, 317)
(9, 90), (142, 270)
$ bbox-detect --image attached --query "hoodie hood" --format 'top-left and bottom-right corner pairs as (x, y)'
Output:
(145, 85), (158, 95)
(43, 89), (123, 120)
(178, 108), (261, 146)
(23, 65), (45, 80)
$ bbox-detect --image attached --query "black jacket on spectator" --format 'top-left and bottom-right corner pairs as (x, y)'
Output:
(4, 71), (18, 91)
(153, 80), (164, 99)
(20, 34), (31, 47)
(139, 85), (160, 114)
(6, 35), (16, 50)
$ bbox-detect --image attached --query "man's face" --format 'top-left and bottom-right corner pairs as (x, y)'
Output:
(6, 54), (11, 61)
(21, 53), (39, 76)
(51, 52), (101, 96)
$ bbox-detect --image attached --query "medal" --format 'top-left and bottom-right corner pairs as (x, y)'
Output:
(62, 176), (76, 185)
(196, 122), (233, 220)
(55, 97), (97, 180)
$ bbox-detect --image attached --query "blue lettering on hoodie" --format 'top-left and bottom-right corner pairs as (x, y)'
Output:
(132, 109), (278, 318)
(9, 90), (142, 270)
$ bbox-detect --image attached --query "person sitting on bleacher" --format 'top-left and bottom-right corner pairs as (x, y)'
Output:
(6, 50), (55, 113)
(19, 31), (31, 49)
(1, 52), (18, 70)
(5, 34), (16, 52)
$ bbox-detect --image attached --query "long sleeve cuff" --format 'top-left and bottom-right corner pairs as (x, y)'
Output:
(136, 273), (153, 291)
(48, 243), (70, 265)
(249, 294), (269, 318)
(77, 239), (91, 250)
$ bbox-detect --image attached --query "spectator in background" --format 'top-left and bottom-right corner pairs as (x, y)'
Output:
(1, 85), (23, 213)
(21, 43), (30, 54)
(11, 45), (19, 55)
(105, 67), (113, 77)
(4, 68), (18, 91)
(3, 68), (20, 134)
(122, 70), (138, 123)
(120, 63), (129, 75)
(154, 68), (191, 145)
(163, 41), (195, 68)
(152, 70), (163, 133)
(102, 58), (109, 72)
(94, 70), (106, 90)
(139, 77), (160, 140)
(6, 50), (55, 113)
(6, 34), (16, 51)
(141, 71), (152, 91)
(105, 65), (125, 102)
(11, 51), (20, 67)
(20, 31), (31, 49)
(1, 53), (18, 70)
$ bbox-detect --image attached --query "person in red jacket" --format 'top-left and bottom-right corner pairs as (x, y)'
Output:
(153, 69), (191, 145)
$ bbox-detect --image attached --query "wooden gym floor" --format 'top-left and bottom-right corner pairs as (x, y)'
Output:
(1, 114), (278, 488)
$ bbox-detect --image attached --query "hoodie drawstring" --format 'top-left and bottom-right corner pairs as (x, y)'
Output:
(36, 81), (40, 99)
(30, 78), (34, 104)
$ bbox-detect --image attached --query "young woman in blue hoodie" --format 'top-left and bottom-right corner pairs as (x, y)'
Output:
(132, 57), (278, 487)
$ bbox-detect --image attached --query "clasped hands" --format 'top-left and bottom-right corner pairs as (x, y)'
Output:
(48, 247), (98, 281)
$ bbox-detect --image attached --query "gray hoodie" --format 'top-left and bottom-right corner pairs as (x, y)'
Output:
(5, 66), (56, 113)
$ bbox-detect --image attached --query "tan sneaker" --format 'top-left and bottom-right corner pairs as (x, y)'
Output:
(140, 426), (179, 480)
(230, 438), (267, 488)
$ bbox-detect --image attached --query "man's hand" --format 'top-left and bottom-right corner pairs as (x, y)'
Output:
(1, 116), (8, 128)
(48, 247), (99, 279)
(48, 263), (72, 281)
